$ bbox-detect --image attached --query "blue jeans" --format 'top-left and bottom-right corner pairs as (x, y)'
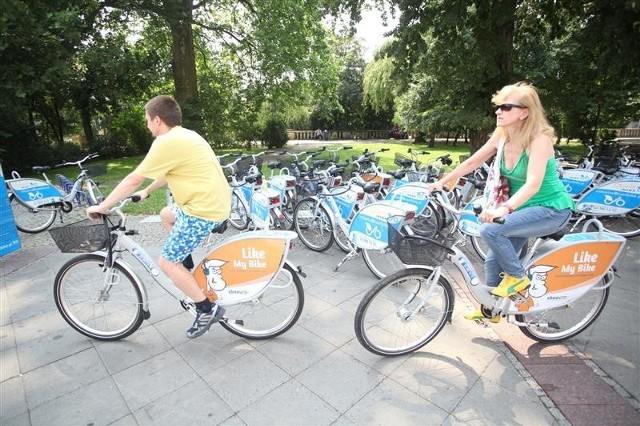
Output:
(479, 207), (572, 286)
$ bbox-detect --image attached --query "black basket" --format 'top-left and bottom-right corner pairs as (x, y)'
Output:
(48, 219), (109, 253)
(86, 163), (107, 176)
(387, 224), (455, 266)
(394, 152), (422, 169)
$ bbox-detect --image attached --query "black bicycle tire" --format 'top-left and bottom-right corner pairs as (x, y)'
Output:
(9, 193), (57, 234)
(219, 263), (304, 339)
(228, 192), (250, 230)
(355, 267), (454, 356)
(516, 283), (609, 342)
(361, 247), (405, 279)
(54, 254), (144, 341)
(293, 197), (335, 252)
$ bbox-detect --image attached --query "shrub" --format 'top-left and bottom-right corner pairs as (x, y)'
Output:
(261, 118), (288, 149)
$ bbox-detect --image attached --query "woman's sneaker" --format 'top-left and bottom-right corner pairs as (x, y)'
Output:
(186, 304), (225, 339)
(463, 309), (501, 323)
(491, 274), (531, 298)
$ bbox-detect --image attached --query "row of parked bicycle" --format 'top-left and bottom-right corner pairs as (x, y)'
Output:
(5, 144), (638, 357)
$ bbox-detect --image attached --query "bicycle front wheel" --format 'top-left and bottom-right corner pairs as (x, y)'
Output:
(54, 254), (144, 341)
(516, 282), (609, 342)
(85, 179), (105, 205)
(293, 198), (334, 251)
(229, 192), (250, 230)
(355, 267), (454, 356)
(9, 194), (57, 233)
(362, 247), (405, 279)
(220, 263), (304, 339)
(334, 225), (352, 253)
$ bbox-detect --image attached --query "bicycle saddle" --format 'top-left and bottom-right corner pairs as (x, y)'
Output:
(32, 166), (51, 173)
(212, 220), (228, 234)
(362, 182), (381, 194)
(541, 229), (565, 241)
(390, 169), (407, 179)
(267, 160), (282, 169)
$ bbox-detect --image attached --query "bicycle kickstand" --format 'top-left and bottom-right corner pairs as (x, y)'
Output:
(333, 249), (360, 272)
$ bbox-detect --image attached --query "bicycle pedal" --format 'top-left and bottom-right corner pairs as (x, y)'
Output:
(510, 292), (528, 304)
(474, 319), (493, 328)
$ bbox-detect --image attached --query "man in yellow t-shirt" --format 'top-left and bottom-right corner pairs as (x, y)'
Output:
(87, 95), (231, 339)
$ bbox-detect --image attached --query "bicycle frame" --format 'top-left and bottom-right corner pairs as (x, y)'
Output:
(7, 154), (100, 210)
(99, 224), (299, 316)
(428, 192), (627, 320)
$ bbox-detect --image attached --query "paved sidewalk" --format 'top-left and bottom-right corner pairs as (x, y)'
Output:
(1, 216), (638, 425)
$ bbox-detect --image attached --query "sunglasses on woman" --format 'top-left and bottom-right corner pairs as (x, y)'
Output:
(496, 103), (526, 112)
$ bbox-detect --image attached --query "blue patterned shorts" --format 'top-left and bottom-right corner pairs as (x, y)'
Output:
(161, 206), (219, 263)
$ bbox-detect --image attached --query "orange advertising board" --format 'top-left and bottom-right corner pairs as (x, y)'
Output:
(193, 237), (286, 301)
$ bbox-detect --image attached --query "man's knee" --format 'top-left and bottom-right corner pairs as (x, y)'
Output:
(160, 206), (176, 229)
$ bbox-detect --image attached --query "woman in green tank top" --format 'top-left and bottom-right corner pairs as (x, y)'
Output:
(432, 82), (574, 323)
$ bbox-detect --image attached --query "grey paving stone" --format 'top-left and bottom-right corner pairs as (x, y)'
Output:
(132, 378), (234, 425)
(256, 326), (336, 376)
(0, 375), (27, 423)
(113, 349), (200, 412)
(344, 378), (448, 425)
(22, 347), (109, 409)
(12, 310), (93, 373)
(93, 325), (173, 374)
(203, 350), (291, 412)
(301, 305), (358, 348)
(237, 379), (340, 426)
(28, 376), (129, 426)
(0, 346), (20, 382)
(388, 351), (483, 413)
(451, 376), (556, 425)
(296, 349), (384, 412)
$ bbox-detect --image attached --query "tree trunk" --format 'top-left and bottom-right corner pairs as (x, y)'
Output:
(168, 0), (198, 104)
(469, 130), (489, 154)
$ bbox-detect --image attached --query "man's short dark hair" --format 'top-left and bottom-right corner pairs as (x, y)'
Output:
(145, 95), (182, 127)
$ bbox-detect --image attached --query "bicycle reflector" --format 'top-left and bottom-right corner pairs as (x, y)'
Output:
(382, 177), (391, 187)
(405, 210), (415, 221)
(356, 191), (365, 201)
(269, 195), (281, 205)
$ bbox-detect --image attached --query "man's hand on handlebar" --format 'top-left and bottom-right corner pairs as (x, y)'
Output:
(86, 204), (109, 221)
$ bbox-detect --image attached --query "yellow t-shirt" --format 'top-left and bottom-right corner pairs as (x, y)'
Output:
(134, 126), (231, 221)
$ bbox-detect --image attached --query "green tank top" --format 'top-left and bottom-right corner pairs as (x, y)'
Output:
(500, 151), (575, 211)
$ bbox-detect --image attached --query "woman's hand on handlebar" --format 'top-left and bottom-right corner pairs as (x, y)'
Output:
(479, 205), (509, 224)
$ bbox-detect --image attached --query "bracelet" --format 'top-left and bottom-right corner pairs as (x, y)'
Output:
(503, 204), (514, 214)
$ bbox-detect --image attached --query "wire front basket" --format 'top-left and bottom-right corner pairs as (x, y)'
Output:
(387, 224), (456, 266)
(49, 219), (110, 253)
(86, 163), (107, 177)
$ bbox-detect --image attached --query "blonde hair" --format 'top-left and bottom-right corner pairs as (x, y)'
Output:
(491, 82), (556, 149)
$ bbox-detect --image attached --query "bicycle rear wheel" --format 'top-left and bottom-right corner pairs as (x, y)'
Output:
(293, 197), (334, 251)
(334, 225), (351, 253)
(9, 194), (57, 233)
(229, 192), (250, 230)
(220, 263), (304, 339)
(85, 179), (105, 205)
(54, 254), (144, 341)
(516, 281), (609, 342)
(355, 267), (454, 356)
(362, 247), (405, 279)
(593, 214), (640, 237)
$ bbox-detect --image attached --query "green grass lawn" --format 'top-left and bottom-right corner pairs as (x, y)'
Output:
(54, 138), (588, 216)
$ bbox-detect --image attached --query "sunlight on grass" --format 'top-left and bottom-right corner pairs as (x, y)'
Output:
(80, 138), (588, 216)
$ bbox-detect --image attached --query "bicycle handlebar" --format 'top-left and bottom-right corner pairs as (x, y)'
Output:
(55, 153), (99, 168)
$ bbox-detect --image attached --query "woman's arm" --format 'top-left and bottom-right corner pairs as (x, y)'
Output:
(432, 136), (499, 191)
